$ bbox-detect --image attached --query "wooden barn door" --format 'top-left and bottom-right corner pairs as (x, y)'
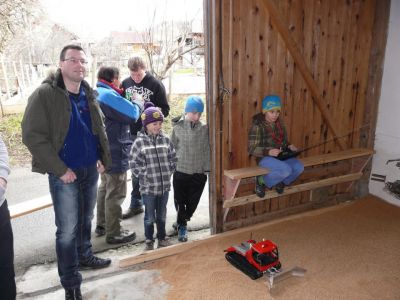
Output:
(205, 0), (390, 233)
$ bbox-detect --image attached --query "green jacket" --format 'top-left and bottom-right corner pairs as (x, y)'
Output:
(21, 69), (111, 177)
(248, 113), (289, 158)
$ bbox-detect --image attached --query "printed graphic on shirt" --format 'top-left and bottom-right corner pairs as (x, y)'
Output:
(125, 86), (154, 102)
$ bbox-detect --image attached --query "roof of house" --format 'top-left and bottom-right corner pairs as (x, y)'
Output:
(110, 31), (148, 44)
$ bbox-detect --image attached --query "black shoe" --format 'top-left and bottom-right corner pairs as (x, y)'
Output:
(95, 225), (105, 237)
(255, 178), (266, 198)
(78, 256), (111, 270)
(275, 182), (285, 194)
(65, 288), (82, 300)
(106, 230), (136, 244)
(122, 207), (144, 219)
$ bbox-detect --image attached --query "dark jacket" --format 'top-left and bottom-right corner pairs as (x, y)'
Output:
(96, 81), (141, 173)
(121, 73), (170, 135)
(22, 69), (111, 177)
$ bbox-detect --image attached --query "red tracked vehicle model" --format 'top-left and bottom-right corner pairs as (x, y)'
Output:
(225, 239), (281, 280)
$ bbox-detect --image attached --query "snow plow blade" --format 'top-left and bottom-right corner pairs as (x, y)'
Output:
(267, 266), (306, 289)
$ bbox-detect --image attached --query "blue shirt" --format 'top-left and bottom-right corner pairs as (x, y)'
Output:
(59, 87), (99, 169)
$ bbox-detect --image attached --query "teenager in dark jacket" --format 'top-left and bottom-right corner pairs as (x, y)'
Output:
(121, 56), (170, 219)
(95, 66), (142, 244)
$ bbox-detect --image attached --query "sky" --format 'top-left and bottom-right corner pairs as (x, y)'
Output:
(39, 0), (203, 40)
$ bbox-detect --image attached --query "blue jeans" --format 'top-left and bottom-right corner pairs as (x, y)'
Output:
(259, 157), (304, 188)
(48, 164), (99, 289)
(143, 192), (169, 241)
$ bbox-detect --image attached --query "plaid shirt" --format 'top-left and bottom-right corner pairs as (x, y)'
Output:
(170, 115), (210, 174)
(248, 113), (289, 158)
(131, 129), (177, 195)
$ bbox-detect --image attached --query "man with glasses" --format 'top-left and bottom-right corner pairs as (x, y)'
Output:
(22, 44), (112, 300)
(121, 56), (170, 219)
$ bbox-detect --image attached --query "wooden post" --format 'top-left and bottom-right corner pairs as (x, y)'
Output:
(1, 55), (11, 100)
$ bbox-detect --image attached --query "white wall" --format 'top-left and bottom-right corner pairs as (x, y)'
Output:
(369, 1), (400, 206)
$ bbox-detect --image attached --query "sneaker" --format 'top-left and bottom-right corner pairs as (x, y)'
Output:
(275, 182), (285, 194)
(158, 239), (171, 248)
(106, 230), (136, 244)
(65, 287), (82, 300)
(255, 177), (266, 198)
(95, 225), (105, 237)
(145, 240), (154, 251)
(78, 256), (111, 270)
(178, 225), (188, 242)
(122, 207), (144, 219)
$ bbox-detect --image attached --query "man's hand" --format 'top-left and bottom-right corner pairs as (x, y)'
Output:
(60, 169), (77, 184)
(288, 144), (298, 151)
(97, 160), (105, 174)
(268, 148), (282, 157)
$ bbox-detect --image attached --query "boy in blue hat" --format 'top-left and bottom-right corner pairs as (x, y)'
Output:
(248, 94), (304, 197)
(171, 96), (210, 242)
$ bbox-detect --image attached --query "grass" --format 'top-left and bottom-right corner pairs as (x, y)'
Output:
(0, 114), (31, 166)
(0, 94), (207, 167)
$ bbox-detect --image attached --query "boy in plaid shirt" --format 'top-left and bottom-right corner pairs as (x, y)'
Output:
(248, 95), (304, 197)
(130, 102), (177, 250)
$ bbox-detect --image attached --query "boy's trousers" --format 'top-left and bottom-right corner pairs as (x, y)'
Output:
(173, 171), (207, 226)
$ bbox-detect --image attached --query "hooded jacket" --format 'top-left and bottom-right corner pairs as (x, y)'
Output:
(22, 69), (111, 177)
(170, 115), (210, 174)
(96, 81), (141, 173)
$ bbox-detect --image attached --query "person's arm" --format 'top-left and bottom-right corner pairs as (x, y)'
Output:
(0, 136), (10, 197)
(0, 136), (10, 205)
(98, 92), (141, 124)
(168, 140), (177, 173)
(21, 89), (68, 177)
(154, 81), (170, 117)
(130, 140), (146, 178)
(203, 125), (211, 172)
(248, 124), (269, 158)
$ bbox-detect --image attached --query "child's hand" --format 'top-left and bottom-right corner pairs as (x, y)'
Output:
(268, 148), (281, 157)
(288, 144), (298, 151)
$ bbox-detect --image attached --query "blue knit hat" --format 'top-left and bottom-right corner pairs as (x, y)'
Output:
(141, 102), (164, 127)
(262, 95), (281, 113)
(185, 96), (204, 113)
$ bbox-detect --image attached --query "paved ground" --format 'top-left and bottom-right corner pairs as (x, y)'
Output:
(8, 167), (210, 279)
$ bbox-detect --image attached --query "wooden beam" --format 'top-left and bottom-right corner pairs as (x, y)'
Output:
(223, 172), (362, 208)
(261, 0), (346, 150)
(224, 148), (374, 180)
(9, 196), (53, 219)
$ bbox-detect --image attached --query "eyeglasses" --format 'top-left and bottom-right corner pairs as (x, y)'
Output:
(63, 58), (88, 65)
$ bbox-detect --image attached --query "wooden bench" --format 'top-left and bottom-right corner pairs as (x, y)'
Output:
(9, 196), (53, 219)
(223, 148), (374, 211)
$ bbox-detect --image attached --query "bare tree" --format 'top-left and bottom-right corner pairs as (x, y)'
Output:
(0, 0), (40, 53)
(141, 11), (203, 81)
